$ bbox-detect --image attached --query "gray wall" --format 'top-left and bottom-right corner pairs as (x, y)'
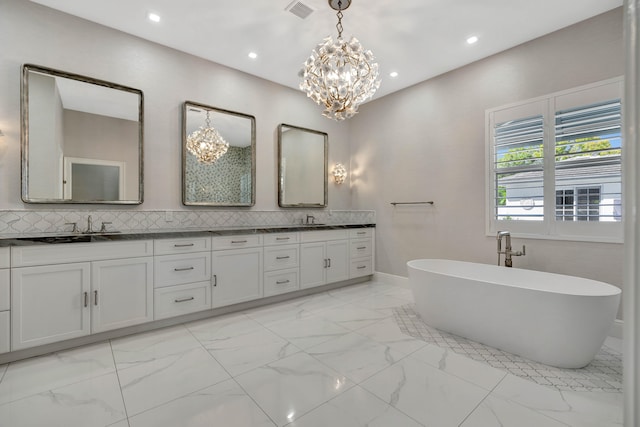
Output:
(350, 8), (624, 313)
(0, 0), (352, 211)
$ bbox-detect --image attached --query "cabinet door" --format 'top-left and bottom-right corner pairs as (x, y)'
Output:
(12, 263), (91, 350)
(300, 242), (326, 289)
(91, 257), (154, 333)
(326, 240), (349, 283)
(211, 247), (263, 308)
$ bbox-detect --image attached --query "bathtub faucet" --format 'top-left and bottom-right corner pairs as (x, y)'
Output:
(497, 231), (525, 267)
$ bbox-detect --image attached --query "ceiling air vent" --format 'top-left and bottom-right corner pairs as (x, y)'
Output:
(285, 1), (314, 19)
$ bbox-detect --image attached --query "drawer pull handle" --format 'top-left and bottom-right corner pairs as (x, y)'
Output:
(175, 296), (195, 303)
(357, 231), (366, 235)
(276, 237), (290, 241)
(213, 274), (217, 287)
(357, 246), (367, 250)
(84, 291), (88, 307)
(276, 280), (290, 285)
(327, 258), (331, 268)
(174, 243), (195, 247)
(174, 266), (195, 272)
(231, 240), (248, 244)
(276, 256), (290, 260)
(357, 265), (367, 269)
(94, 290), (98, 306)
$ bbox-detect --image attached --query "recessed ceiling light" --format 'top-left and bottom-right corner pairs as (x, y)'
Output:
(248, 52), (258, 59)
(147, 12), (161, 23)
(389, 71), (399, 78)
(466, 35), (479, 45)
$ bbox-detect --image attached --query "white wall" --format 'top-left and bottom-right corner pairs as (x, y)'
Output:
(0, 0), (352, 211)
(349, 8), (625, 314)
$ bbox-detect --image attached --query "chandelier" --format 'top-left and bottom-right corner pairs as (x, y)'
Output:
(299, 0), (381, 121)
(186, 110), (229, 164)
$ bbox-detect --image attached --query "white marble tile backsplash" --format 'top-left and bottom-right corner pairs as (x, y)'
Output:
(0, 210), (375, 235)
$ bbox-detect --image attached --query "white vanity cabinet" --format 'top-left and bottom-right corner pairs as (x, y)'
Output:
(10, 240), (154, 351)
(91, 257), (154, 333)
(263, 232), (300, 297)
(300, 230), (349, 289)
(211, 235), (263, 308)
(349, 228), (375, 278)
(153, 237), (212, 320)
(12, 263), (91, 350)
(0, 248), (12, 354)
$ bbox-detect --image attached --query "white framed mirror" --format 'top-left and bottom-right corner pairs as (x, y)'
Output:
(277, 123), (328, 208)
(21, 64), (143, 204)
(182, 101), (256, 206)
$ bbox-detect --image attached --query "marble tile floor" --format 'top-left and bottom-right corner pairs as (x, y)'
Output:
(0, 280), (623, 427)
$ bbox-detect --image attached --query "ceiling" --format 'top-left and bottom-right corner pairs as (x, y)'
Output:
(30, 0), (623, 101)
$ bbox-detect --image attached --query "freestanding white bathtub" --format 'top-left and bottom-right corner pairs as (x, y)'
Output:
(407, 259), (621, 369)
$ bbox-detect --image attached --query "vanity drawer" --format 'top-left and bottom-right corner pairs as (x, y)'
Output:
(350, 257), (373, 278)
(0, 247), (9, 269)
(349, 228), (374, 239)
(154, 236), (211, 255)
(300, 230), (348, 243)
(264, 269), (299, 297)
(0, 311), (9, 354)
(212, 234), (262, 250)
(154, 252), (211, 288)
(350, 239), (373, 259)
(154, 281), (211, 320)
(264, 245), (299, 272)
(263, 232), (299, 246)
(0, 270), (9, 311)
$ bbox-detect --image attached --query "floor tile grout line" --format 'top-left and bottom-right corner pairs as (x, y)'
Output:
(0, 340), (118, 407)
(228, 376), (280, 427)
(456, 371), (507, 427)
(108, 340), (132, 427)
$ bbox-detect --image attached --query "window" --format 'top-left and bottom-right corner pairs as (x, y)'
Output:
(486, 77), (623, 242)
(555, 189), (574, 221)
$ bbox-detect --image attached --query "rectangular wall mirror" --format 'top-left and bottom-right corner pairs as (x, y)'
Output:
(21, 64), (143, 204)
(278, 123), (327, 208)
(182, 101), (256, 206)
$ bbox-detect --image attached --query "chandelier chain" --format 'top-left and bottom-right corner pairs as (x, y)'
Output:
(336, 10), (343, 38)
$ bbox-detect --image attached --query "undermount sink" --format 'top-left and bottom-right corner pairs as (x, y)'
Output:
(21, 233), (119, 244)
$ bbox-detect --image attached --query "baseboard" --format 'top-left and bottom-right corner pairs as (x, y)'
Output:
(609, 319), (623, 339)
(374, 271), (409, 288)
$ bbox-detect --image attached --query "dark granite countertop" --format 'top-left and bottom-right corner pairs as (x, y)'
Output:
(0, 223), (376, 246)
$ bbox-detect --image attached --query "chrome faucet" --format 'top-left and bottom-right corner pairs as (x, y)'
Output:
(85, 215), (94, 234)
(305, 214), (315, 225)
(497, 231), (525, 267)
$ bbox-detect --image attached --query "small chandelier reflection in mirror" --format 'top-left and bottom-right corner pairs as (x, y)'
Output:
(186, 110), (229, 164)
(299, 0), (381, 121)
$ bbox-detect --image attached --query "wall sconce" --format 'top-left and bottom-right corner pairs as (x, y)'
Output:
(332, 163), (347, 184)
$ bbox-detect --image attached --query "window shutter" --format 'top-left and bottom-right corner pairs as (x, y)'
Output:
(554, 100), (622, 222)
(493, 115), (544, 221)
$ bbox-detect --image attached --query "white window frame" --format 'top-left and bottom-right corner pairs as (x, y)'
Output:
(486, 77), (623, 243)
